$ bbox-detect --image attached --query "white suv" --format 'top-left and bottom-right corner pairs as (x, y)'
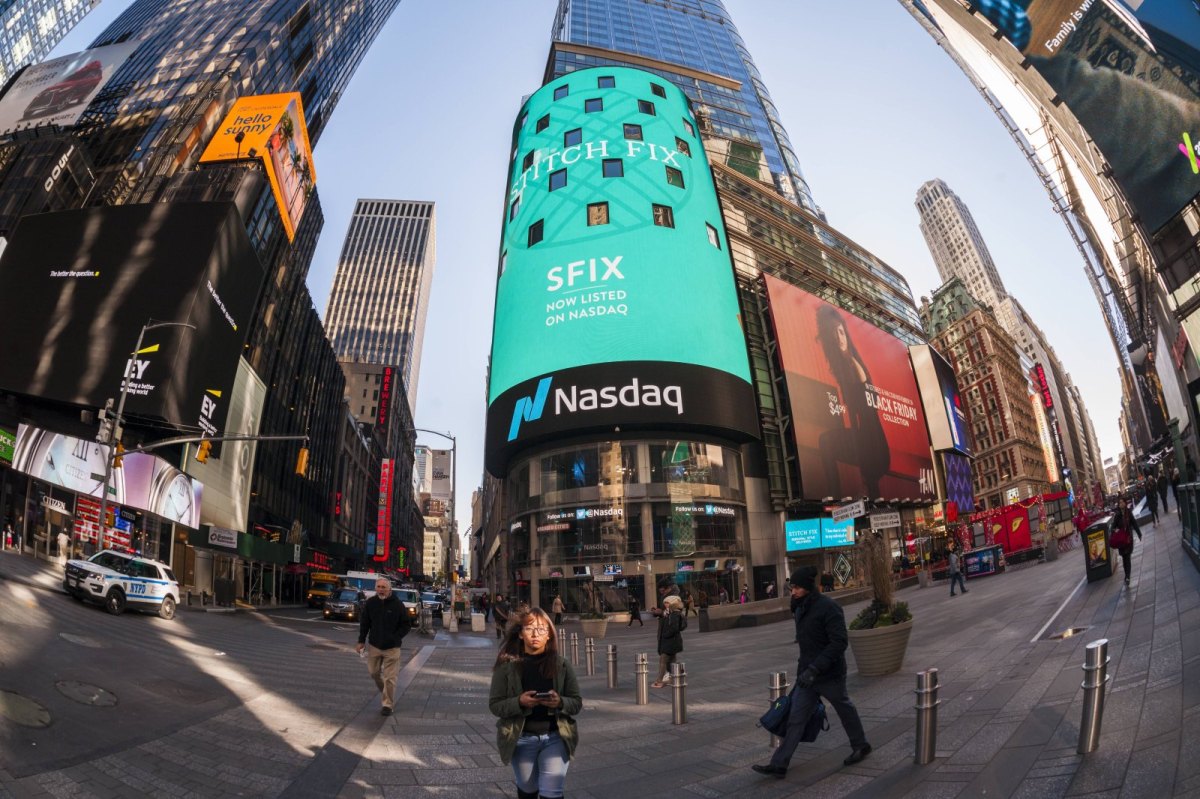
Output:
(64, 550), (181, 620)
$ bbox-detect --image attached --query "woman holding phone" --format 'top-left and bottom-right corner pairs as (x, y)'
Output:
(489, 607), (582, 799)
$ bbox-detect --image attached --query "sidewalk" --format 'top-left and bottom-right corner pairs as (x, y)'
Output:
(338, 513), (1200, 798)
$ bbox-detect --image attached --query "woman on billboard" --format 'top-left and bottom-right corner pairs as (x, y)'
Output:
(816, 305), (890, 498)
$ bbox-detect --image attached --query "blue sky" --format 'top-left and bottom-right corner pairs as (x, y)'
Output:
(55, 1), (1121, 538)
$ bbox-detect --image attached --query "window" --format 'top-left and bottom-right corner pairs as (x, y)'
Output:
(682, 118), (695, 136)
(638, 100), (656, 115)
(528, 219), (544, 246)
(602, 158), (624, 178)
(553, 85), (569, 101)
(536, 114), (549, 132)
(585, 98), (603, 113)
(564, 127), (582, 147)
(522, 151), (534, 171)
(548, 168), (567, 191)
(675, 136), (691, 157)
(665, 166), (684, 188)
(518, 111), (528, 129)
(597, 75), (615, 88)
(509, 198), (519, 221)
(623, 123), (642, 140)
(587, 202), (609, 226)
(650, 82), (666, 98)
(706, 224), (720, 249)
(652, 204), (674, 228)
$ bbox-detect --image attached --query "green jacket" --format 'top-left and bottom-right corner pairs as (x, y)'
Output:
(488, 655), (582, 765)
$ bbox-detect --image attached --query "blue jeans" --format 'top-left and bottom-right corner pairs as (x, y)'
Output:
(950, 572), (966, 595)
(512, 731), (569, 798)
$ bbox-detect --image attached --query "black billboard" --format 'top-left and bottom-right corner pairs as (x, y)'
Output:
(0, 202), (264, 435)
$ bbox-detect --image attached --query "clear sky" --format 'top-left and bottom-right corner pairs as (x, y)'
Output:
(55, 1), (1122, 537)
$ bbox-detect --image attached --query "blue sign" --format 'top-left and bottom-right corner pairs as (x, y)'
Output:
(785, 518), (821, 552)
(821, 517), (855, 547)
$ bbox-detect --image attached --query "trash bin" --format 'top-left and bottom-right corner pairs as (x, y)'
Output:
(471, 612), (486, 632)
(214, 578), (236, 607)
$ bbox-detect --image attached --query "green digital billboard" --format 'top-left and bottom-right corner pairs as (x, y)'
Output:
(485, 67), (757, 473)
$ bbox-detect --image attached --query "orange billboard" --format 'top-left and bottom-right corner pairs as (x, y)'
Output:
(200, 93), (315, 241)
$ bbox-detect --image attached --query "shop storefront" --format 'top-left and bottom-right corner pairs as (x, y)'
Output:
(181, 525), (301, 604)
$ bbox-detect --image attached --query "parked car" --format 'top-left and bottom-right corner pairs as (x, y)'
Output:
(392, 588), (422, 623)
(323, 588), (365, 621)
(63, 549), (180, 619)
(419, 592), (444, 614)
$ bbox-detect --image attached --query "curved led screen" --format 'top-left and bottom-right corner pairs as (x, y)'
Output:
(485, 67), (756, 474)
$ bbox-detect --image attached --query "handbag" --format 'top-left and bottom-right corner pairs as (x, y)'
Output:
(758, 687), (828, 742)
(1110, 528), (1131, 549)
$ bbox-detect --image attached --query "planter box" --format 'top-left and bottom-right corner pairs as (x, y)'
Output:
(847, 620), (913, 676)
(579, 618), (609, 640)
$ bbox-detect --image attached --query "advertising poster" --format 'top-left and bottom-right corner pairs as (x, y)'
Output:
(374, 459), (393, 561)
(942, 452), (976, 513)
(910, 344), (971, 455)
(0, 426), (13, 466)
(431, 449), (452, 508)
(964, 545), (1001, 577)
(486, 67), (757, 473)
(0, 42), (140, 134)
(821, 517), (856, 547)
(967, 0), (1200, 231)
(0, 203), (264, 436)
(200, 93), (316, 241)
(1086, 527), (1109, 568)
(988, 505), (1033, 553)
(12, 424), (203, 527)
(765, 274), (935, 501)
(785, 518), (821, 552)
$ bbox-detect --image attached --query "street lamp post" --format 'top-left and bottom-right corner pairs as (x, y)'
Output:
(98, 319), (196, 551)
(415, 428), (456, 581)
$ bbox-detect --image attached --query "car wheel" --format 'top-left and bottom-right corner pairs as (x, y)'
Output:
(158, 595), (176, 620)
(105, 588), (126, 616)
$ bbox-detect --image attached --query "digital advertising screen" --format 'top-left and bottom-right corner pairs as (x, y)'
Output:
(765, 274), (935, 501)
(910, 344), (970, 456)
(0, 203), (264, 436)
(485, 67), (757, 474)
(200, 93), (316, 241)
(0, 42), (140, 134)
(821, 517), (856, 548)
(960, 0), (1200, 232)
(942, 451), (976, 513)
(785, 518), (821, 552)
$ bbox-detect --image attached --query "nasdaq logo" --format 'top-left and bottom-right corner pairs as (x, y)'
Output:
(507, 377), (553, 441)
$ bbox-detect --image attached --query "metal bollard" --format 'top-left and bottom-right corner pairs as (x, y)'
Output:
(769, 671), (789, 747)
(635, 653), (649, 705)
(569, 632), (579, 667)
(671, 662), (687, 725)
(914, 668), (940, 765)
(606, 644), (618, 689)
(1077, 639), (1110, 754)
(585, 637), (596, 676)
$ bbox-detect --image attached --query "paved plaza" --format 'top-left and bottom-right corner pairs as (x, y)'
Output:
(1, 513), (1197, 798)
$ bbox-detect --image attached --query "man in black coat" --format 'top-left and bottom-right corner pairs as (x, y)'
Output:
(356, 577), (412, 716)
(753, 566), (870, 778)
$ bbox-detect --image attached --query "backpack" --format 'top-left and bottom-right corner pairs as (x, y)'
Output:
(758, 688), (829, 742)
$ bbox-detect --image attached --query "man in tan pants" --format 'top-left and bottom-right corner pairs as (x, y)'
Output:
(356, 577), (412, 715)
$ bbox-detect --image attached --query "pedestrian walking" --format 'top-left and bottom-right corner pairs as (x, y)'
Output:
(765, 582), (777, 599)
(651, 595), (686, 688)
(752, 567), (870, 779)
(3, 523), (13, 551)
(551, 594), (565, 626)
(718, 586), (729, 605)
(489, 606), (582, 799)
(1172, 467), (1181, 513)
(1110, 496), (1143, 586)
(947, 543), (968, 597)
(626, 591), (643, 627)
(1145, 476), (1160, 526)
(481, 593), (490, 621)
(1158, 470), (1171, 514)
(355, 577), (412, 716)
(740, 585), (749, 604)
(683, 590), (697, 617)
(494, 594), (512, 639)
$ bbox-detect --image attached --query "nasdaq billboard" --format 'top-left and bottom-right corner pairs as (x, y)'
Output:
(485, 67), (757, 473)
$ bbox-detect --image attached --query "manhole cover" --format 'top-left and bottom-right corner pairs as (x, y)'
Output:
(55, 681), (117, 707)
(1047, 626), (1090, 640)
(0, 691), (51, 728)
(59, 633), (105, 648)
(308, 643), (340, 651)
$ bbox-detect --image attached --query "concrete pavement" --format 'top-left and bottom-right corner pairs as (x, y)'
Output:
(1, 514), (1197, 798)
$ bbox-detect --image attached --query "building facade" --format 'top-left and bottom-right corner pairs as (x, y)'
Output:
(325, 199), (437, 413)
(0, 0), (99, 87)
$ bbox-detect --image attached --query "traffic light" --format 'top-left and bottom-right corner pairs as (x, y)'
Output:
(295, 447), (309, 476)
(196, 439), (212, 464)
(113, 441), (126, 469)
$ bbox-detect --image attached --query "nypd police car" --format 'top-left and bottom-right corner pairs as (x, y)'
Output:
(63, 549), (181, 620)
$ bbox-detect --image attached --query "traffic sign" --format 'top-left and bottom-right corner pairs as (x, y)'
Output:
(870, 511), (901, 529)
(831, 500), (865, 524)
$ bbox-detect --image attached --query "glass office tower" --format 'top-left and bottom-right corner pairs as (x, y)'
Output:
(0, 0), (99, 87)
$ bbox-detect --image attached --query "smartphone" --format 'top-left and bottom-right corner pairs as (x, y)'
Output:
(534, 691), (553, 699)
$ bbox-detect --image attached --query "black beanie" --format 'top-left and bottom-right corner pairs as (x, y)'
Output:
(788, 566), (818, 591)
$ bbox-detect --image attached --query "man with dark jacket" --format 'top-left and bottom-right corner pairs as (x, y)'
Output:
(753, 566), (870, 778)
(356, 577), (412, 716)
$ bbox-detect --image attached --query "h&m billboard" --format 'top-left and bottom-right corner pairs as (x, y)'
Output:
(485, 67), (757, 473)
(0, 42), (140, 135)
(0, 203), (264, 435)
(200, 93), (316, 241)
(765, 274), (935, 501)
(910, 344), (971, 456)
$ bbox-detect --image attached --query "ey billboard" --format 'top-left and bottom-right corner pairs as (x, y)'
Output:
(765, 274), (934, 501)
(200, 93), (316, 241)
(485, 67), (757, 473)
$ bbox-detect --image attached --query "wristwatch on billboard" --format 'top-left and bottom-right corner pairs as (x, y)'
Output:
(12, 427), (126, 503)
(149, 461), (196, 526)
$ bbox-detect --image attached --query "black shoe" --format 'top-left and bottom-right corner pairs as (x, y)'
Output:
(843, 744), (872, 766)
(950, 593), (956, 597)
(751, 764), (787, 779)
(380, 707), (392, 716)
(962, 589), (968, 593)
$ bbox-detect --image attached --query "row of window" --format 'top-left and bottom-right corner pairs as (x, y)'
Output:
(551, 75), (669, 100)
(520, 127), (692, 173)
(523, 208), (721, 246)
(508, 160), (687, 222)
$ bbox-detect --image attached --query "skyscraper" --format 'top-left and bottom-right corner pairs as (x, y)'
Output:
(0, 0), (99, 87)
(325, 199), (436, 412)
(549, 0), (816, 213)
(915, 179), (1007, 311)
